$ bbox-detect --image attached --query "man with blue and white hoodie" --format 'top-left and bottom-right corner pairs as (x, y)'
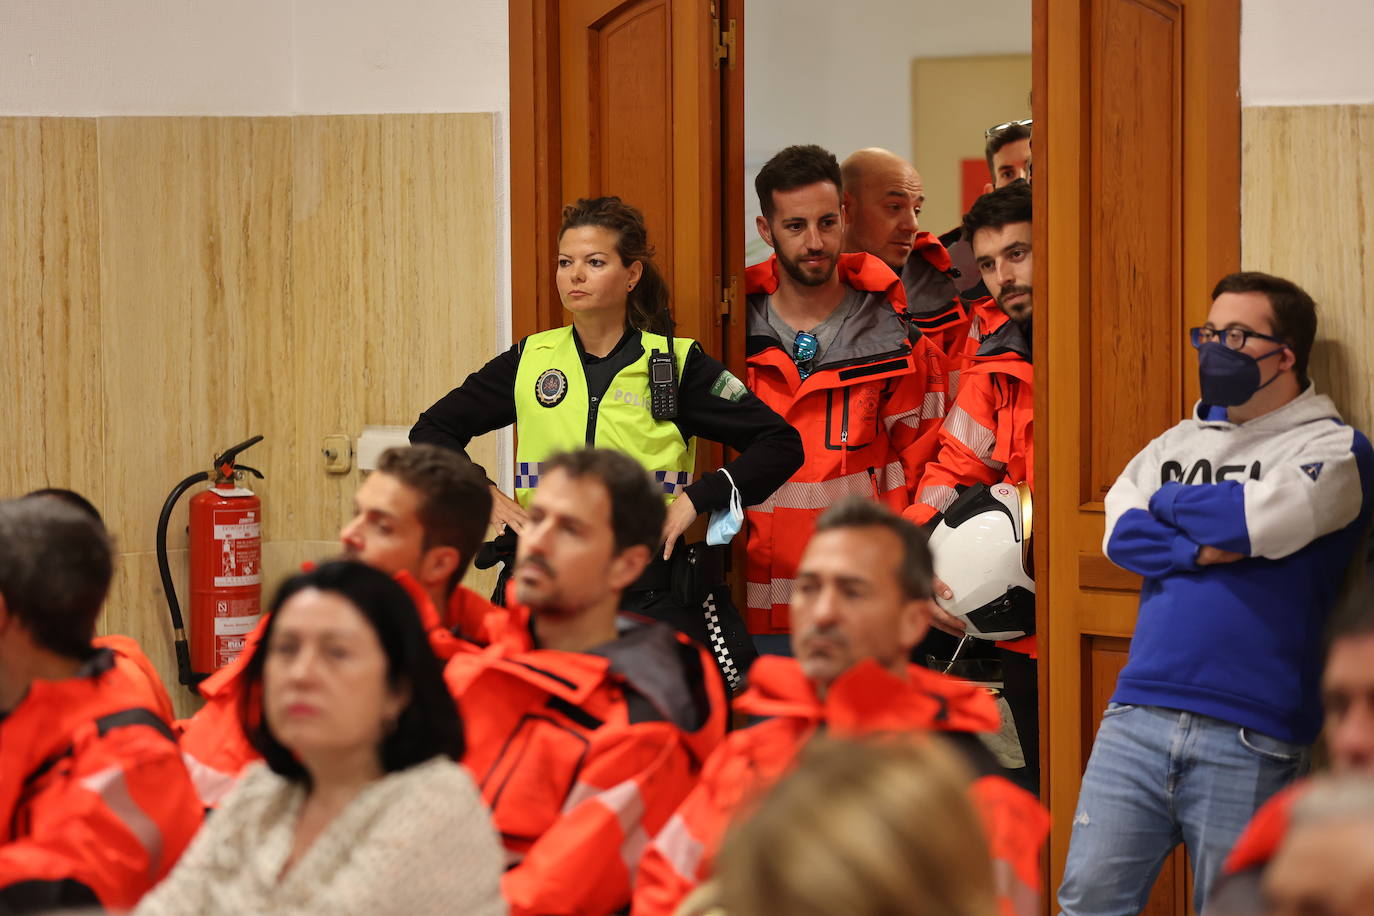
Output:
(1057, 271), (1374, 916)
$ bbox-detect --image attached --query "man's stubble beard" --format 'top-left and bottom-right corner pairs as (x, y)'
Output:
(777, 250), (837, 288)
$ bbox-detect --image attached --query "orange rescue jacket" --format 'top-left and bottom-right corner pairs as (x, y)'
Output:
(631, 656), (1049, 916)
(447, 601), (727, 916)
(0, 647), (202, 912)
(745, 252), (948, 633)
(907, 301), (1036, 656)
(93, 634), (176, 723)
(176, 572), (493, 807)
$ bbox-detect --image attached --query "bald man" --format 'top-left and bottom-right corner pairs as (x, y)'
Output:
(841, 148), (969, 359)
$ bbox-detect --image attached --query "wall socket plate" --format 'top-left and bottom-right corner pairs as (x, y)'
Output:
(322, 435), (352, 474)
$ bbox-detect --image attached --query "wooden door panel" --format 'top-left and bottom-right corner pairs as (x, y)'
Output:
(556, 0), (721, 352)
(592, 2), (675, 286)
(1088, 639), (1192, 916)
(1087, 0), (1185, 505)
(1037, 0), (1238, 913)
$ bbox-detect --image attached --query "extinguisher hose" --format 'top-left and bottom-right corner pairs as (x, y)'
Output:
(157, 471), (210, 687)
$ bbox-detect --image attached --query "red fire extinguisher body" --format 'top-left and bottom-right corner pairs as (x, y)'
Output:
(188, 484), (263, 673)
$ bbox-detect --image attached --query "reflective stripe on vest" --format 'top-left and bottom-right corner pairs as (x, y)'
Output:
(513, 327), (698, 506)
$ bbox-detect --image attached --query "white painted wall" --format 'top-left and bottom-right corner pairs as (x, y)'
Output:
(743, 0), (1032, 260)
(0, 0), (507, 115)
(1241, 0), (1374, 106)
(744, 0), (1031, 166)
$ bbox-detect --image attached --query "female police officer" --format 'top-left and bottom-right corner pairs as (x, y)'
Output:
(411, 197), (802, 685)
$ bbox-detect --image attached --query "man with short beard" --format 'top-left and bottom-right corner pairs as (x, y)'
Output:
(905, 180), (1038, 793)
(444, 449), (727, 916)
(742, 143), (948, 644)
(840, 148), (969, 359)
(632, 498), (1048, 916)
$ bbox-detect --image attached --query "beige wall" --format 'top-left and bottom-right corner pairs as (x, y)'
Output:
(1, 114), (499, 716)
(911, 54), (1032, 236)
(1241, 104), (1374, 438)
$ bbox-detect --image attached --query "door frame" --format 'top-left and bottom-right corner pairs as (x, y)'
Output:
(509, 0), (565, 342)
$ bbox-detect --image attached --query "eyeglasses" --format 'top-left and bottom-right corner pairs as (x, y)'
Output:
(1189, 326), (1287, 351)
(794, 330), (818, 379)
(985, 118), (1032, 140)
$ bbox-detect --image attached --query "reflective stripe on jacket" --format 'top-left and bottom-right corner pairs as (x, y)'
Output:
(0, 647), (202, 912)
(513, 326), (698, 507)
(631, 656), (1049, 916)
(176, 572), (492, 808)
(448, 599), (728, 916)
(744, 252), (948, 634)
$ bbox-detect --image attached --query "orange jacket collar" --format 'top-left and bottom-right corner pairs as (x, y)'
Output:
(734, 655), (1001, 734)
(745, 251), (907, 312)
(912, 230), (953, 274)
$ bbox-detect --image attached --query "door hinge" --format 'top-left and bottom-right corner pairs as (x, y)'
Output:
(717, 274), (738, 319)
(712, 15), (737, 69)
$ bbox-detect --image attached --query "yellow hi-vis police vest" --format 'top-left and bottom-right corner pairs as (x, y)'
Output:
(513, 326), (698, 507)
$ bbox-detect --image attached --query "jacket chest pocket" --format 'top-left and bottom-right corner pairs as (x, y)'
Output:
(824, 386), (881, 451)
(480, 713), (590, 843)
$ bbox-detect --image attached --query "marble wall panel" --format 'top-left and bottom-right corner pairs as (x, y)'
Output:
(1243, 104), (1374, 438)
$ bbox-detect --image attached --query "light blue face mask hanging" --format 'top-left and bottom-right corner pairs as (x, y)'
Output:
(706, 469), (744, 546)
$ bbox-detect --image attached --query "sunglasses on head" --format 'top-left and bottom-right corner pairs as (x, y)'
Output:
(986, 118), (1032, 140)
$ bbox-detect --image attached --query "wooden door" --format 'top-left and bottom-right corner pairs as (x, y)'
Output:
(510, 0), (739, 357)
(1034, 0), (1240, 912)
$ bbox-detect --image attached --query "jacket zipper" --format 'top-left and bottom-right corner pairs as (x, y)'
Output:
(586, 395), (600, 446)
(867, 466), (879, 498)
(840, 390), (850, 477)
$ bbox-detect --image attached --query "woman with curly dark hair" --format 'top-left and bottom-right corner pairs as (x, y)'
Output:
(412, 197), (801, 687)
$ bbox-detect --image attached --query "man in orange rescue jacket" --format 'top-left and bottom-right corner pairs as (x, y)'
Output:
(840, 148), (970, 362)
(178, 443), (498, 807)
(905, 180), (1039, 794)
(632, 497), (1048, 916)
(446, 448), (727, 916)
(0, 498), (202, 913)
(745, 143), (948, 640)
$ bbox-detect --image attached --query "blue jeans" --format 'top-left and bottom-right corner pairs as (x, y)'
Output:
(1057, 703), (1306, 915)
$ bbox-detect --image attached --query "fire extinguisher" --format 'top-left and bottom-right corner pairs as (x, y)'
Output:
(157, 435), (265, 690)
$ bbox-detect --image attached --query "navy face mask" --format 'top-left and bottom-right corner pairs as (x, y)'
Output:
(1197, 342), (1286, 407)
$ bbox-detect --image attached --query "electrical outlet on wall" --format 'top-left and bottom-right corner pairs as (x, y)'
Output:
(322, 435), (352, 474)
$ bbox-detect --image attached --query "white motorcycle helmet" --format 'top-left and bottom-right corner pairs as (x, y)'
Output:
(926, 482), (1035, 641)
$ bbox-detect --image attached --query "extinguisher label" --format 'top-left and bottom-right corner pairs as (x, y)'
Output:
(212, 523), (260, 540)
(213, 597), (261, 669)
(212, 509), (262, 588)
(214, 615), (260, 636)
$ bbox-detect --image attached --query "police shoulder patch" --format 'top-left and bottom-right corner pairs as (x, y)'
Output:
(535, 368), (569, 407)
(709, 370), (747, 403)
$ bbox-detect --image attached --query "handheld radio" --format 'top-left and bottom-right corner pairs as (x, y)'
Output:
(649, 328), (680, 420)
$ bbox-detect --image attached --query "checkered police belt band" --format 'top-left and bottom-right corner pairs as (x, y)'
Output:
(515, 461), (542, 491)
(517, 464), (690, 497)
(653, 470), (691, 496)
(692, 552), (742, 694)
